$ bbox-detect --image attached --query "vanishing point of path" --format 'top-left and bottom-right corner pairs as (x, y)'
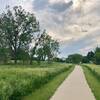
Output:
(50, 65), (96, 100)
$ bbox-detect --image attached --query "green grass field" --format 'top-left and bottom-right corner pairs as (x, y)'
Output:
(0, 62), (73, 100)
(22, 65), (74, 100)
(82, 64), (100, 100)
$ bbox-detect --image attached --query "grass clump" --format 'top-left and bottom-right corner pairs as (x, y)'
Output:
(82, 64), (100, 100)
(0, 63), (72, 100)
(22, 65), (74, 100)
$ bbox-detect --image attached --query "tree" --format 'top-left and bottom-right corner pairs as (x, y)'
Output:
(36, 30), (59, 64)
(87, 51), (95, 63)
(0, 6), (39, 64)
(36, 48), (44, 64)
(53, 57), (65, 63)
(0, 48), (10, 64)
(29, 32), (44, 64)
(82, 56), (89, 63)
(95, 52), (100, 65)
(94, 47), (100, 65)
(67, 54), (83, 64)
(95, 47), (100, 52)
(0, 28), (10, 64)
(17, 49), (30, 64)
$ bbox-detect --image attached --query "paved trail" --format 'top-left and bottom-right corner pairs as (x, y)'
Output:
(50, 65), (95, 100)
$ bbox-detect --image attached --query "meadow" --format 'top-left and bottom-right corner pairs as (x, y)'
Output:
(82, 64), (100, 100)
(0, 62), (73, 100)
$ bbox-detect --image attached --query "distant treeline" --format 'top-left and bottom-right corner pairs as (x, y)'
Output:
(0, 6), (59, 64)
(54, 47), (100, 65)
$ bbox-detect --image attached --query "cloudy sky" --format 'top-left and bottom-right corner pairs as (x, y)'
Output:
(0, 0), (100, 57)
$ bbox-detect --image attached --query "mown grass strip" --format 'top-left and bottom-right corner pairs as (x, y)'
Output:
(22, 66), (74, 100)
(82, 66), (100, 100)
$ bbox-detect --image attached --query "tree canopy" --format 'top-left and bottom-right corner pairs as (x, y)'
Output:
(0, 6), (59, 64)
(66, 54), (83, 64)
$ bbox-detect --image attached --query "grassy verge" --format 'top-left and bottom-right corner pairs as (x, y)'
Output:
(82, 66), (100, 100)
(0, 63), (71, 100)
(0, 62), (72, 68)
(22, 66), (74, 100)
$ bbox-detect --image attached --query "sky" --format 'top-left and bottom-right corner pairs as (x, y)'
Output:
(0, 0), (100, 57)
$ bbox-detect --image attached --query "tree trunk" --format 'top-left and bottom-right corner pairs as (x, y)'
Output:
(14, 45), (17, 64)
(14, 59), (17, 64)
(30, 46), (37, 65)
(14, 52), (17, 64)
(30, 49), (35, 65)
(30, 56), (33, 65)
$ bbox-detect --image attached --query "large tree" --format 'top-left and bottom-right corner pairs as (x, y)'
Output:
(82, 56), (89, 63)
(94, 47), (100, 65)
(86, 51), (95, 63)
(0, 6), (39, 64)
(36, 30), (59, 63)
(29, 31), (44, 64)
(67, 54), (83, 64)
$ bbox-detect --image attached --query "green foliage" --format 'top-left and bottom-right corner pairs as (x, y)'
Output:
(0, 63), (70, 100)
(95, 52), (100, 65)
(17, 49), (30, 64)
(82, 56), (89, 63)
(82, 65), (100, 100)
(94, 47), (100, 65)
(66, 54), (83, 64)
(22, 65), (74, 100)
(66, 47), (100, 65)
(36, 30), (59, 63)
(0, 48), (10, 64)
(87, 51), (95, 62)
(0, 6), (60, 64)
(83, 64), (100, 80)
(0, 6), (39, 64)
(53, 57), (65, 63)
(83, 47), (100, 65)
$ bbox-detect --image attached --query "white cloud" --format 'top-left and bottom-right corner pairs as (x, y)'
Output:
(49, 0), (65, 3)
(0, 0), (100, 57)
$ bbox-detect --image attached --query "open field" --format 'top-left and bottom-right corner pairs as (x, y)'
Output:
(22, 65), (74, 100)
(82, 64), (100, 100)
(0, 62), (73, 100)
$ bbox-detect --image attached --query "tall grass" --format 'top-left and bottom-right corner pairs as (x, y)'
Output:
(0, 63), (72, 100)
(82, 65), (100, 100)
(22, 66), (74, 100)
(83, 64), (100, 80)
